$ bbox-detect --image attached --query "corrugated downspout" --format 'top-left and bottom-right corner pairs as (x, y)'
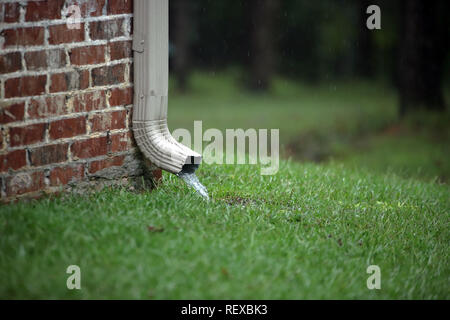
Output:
(132, 0), (201, 175)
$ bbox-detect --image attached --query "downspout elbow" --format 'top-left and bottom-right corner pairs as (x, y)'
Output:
(132, 0), (201, 175)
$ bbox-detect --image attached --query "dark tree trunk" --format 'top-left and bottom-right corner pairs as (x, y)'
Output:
(398, 0), (448, 116)
(249, 0), (279, 92)
(355, 0), (374, 78)
(172, 0), (192, 92)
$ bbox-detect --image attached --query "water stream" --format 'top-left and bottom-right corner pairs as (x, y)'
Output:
(177, 164), (209, 200)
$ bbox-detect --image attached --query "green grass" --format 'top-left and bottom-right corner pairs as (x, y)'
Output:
(169, 70), (398, 144)
(0, 161), (449, 299)
(1, 72), (448, 299)
(169, 71), (450, 182)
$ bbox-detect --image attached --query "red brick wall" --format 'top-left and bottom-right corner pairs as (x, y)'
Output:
(0, 0), (160, 202)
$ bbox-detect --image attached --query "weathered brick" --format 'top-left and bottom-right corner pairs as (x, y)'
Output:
(0, 149), (27, 172)
(50, 164), (84, 186)
(109, 41), (132, 61)
(24, 50), (47, 71)
(1, 2), (21, 23)
(5, 75), (46, 98)
(126, 105), (133, 129)
(0, 102), (25, 124)
(9, 123), (46, 147)
(71, 136), (108, 159)
(70, 45), (105, 65)
(28, 96), (67, 120)
(0, 52), (22, 74)
(92, 64), (126, 86)
(50, 71), (87, 93)
(152, 169), (162, 182)
(25, 49), (66, 71)
(90, 19), (125, 40)
(107, 0), (133, 15)
(109, 87), (132, 106)
(29, 143), (68, 166)
(65, 0), (106, 17)
(48, 49), (67, 69)
(89, 155), (125, 173)
(49, 116), (86, 140)
(79, 69), (90, 89)
(110, 132), (129, 153)
(5, 171), (45, 196)
(49, 23), (85, 44)
(25, 0), (65, 21)
(89, 110), (127, 132)
(2, 27), (45, 47)
(72, 91), (106, 112)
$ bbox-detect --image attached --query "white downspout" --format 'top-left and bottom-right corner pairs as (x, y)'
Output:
(132, 0), (202, 175)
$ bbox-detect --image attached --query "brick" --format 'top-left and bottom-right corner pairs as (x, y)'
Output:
(90, 19), (125, 40)
(126, 106), (133, 130)
(2, 27), (45, 47)
(72, 91), (106, 113)
(28, 96), (67, 120)
(49, 116), (86, 140)
(71, 136), (108, 159)
(5, 171), (45, 196)
(0, 132), (3, 150)
(0, 149), (27, 172)
(1, 2), (21, 23)
(70, 45), (105, 65)
(49, 23), (85, 44)
(152, 169), (162, 181)
(89, 110), (127, 132)
(107, 0), (133, 15)
(92, 64), (125, 86)
(89, 155), (125, 174)
(65, 0), (106, 17)
(5, 75), (46, 98)
(25, 49), (66, 71)
(0, 102), (25, 124)
(109, 41), (132, 61)
(79, 70), (90, 90)
(9, 123), (46, 147)
(50, 71), (87, 93)
(109, 87), (132, 106)
(24, 50), (47, 71)
(0, 52), (22, 74)
(47, 49), (67, 69)
(29, 143), (68, 166)
(129, 61), (134, 81)
(110, 132), (129, 153)
(50, 164), (84, 186)
(25, 0), (65, 21)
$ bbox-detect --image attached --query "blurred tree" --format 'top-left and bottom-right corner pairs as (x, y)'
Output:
(172, 0), (193, 92)
(248, 0), (279, 91)
(398, 0), (448, 116)
(191, 1), (248, 69)
(355, 0), (374, 78)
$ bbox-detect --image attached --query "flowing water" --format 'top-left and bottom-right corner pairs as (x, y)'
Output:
(177, 164), (209, 200)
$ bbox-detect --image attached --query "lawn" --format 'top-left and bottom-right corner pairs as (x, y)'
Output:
(169, 71), (450, 182)
(0, 162), (449, 299)
(0, 72), (449, 299)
